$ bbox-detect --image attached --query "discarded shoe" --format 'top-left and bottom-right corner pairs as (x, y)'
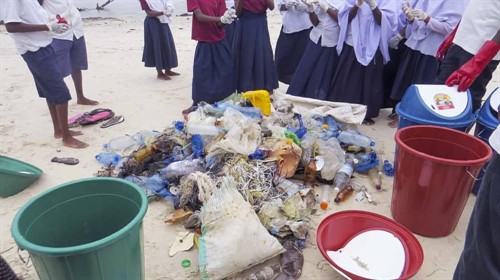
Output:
(68, 108), (114, 127)
(100, 115), (124, 128)
(51, 157), (79, 165)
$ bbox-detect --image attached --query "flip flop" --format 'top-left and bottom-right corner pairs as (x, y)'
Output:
(79, 109), (114, 126)
(68, 113), (86, 127)
(100, 115), (124, 128)
(51, 157), (79, 165)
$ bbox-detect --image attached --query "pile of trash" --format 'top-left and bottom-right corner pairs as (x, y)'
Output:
(95, 91), (394, 280)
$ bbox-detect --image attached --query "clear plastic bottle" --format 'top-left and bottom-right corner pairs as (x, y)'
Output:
(368, 167), (383, 190)
(103, 135), (140, 154)
(334, 185), (354, 203)
(247, 264), (281, 280)
(346, 152), (377, 166)
(333, 158), (356, 192)
(216, 102), (262, 119)
(95, 152), (122, 166)
(273, 177), (301, 196)
(160, 158), (205, 179)
(319, 184), (333, 210)
(337, 131), (375, 147)
(186, 123), (220, 136)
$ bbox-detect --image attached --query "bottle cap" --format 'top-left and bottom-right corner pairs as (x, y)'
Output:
(182, 259), (191, 268)
(320, 201), (328, 210)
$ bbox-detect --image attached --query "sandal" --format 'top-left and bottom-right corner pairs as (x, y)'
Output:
(51, 157), (79, 165)
(101, 115), (125, 128)
(79, 108), (114, 126)
(362, 118), (375, 126)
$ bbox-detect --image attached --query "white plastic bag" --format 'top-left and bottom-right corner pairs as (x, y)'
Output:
(199, 182), (285, 279)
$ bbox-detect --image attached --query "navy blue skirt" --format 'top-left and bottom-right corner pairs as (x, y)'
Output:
(193, 40), (235, 104)
(224, 20), (237, 48)
(330, 44), (384, 119)
(233, 10), (278, 92)
(390, 47), (439, 101)
(142, 17), (178, 70)
(382, 41), (407, 109)
(287, 37), (338, 100)
(275, 27), (311, 84)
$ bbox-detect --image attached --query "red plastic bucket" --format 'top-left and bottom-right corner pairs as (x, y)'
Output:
(392, 125), (492, 237)
(317, 210), (424, 280)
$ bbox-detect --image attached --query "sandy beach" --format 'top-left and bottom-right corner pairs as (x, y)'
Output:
(1, 12), (499, 280)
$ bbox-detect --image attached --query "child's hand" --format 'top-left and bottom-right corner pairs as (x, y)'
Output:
(47, 21), (69, 34)
(163, 6), (174, 16)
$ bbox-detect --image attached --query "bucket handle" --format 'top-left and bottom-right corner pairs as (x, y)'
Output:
(17, 247), (31, 266)
(477, 128), (489, 139)
(466, 167), (487, 181)
(465, 112), (479, 133)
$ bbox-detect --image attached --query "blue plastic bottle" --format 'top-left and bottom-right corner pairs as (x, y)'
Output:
(383, 160), (395, 176)
(215, 102), (262, 119)
(95, 152), (122, 166)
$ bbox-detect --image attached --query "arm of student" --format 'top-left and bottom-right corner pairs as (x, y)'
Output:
(326, 8), (339, 22)
(348, 6), (358, 22)
(144, 8), (164, 17)
(193, 8), (224, 26)
(5, 22), (49, 33)
(266, 0), (275, 10)
(371, 7), (381, 25)
(235, 0), (243, 16)
(426, 18), (458, 36)
(309, 11), (320, 26)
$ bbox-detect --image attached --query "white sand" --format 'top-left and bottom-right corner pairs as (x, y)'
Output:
(0, 14), (498, 279)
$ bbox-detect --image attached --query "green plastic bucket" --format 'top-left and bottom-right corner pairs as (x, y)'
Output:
(0, 155), (43, 198)
(12, 177), (148, 280)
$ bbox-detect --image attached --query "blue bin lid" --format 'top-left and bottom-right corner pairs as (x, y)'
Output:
(396, 85), (475, 128)
(477, 87), (499, 130)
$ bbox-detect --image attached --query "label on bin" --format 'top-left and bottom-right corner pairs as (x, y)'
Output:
(416, 85), (468, 117)
(489, 88), (499, 113)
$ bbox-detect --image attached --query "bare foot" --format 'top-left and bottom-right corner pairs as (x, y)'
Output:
(157, 73), (171, 80)
(77, 97), (99, 106)
(62, 136), (89, 149)
(54, 130), (83, 139)
(166, 70), (180, 76)
(388, 118), (399, 128)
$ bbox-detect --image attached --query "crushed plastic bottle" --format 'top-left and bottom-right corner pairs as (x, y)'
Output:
(215, 101), (262, 119)
(160, 158), (205, 179)
(191, 134), (204, 158)
(287, 114), (307, 139)
(103, 135), (140, 154)
(186, 123), (221, 136)
(333, 158), (357, 192)
(95, 152), (122, 166)
(274, 177), (301, 196)
(346, 152), (377, 166)
(173, 121), (185, 131)
(124, 175), (167, 199)
(384, 160), (395, 176)
(337, 131), (375, 147)
(247, 264), (281, 280)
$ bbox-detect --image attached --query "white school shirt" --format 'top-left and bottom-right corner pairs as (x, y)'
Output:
(453, 0), (500, 61)
(146, 0), (174, 24)
(0, 0), (52, 54)
(309, 0), (343, 47)
(42, 0), (84, 40)
(277, 0), (313, 34)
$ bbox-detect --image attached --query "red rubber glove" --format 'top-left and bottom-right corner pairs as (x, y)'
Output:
(56, 14), (68, 24)
(436, 22), (460, 61)
(446, 40), (500, 91)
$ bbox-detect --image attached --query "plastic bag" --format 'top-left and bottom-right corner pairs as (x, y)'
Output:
(199, 181), (285, 279)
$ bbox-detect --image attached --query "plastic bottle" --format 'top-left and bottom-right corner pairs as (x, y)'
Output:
(337, 131), (375, 147)
(160, 158), (205, 179)
(215, 102), (262, 119)
(186, 123), (220, 136)
(124, 175), (167, 198)
(383, 160), (395, 176)
(273, 177), (301, 196)
(247, 264), (281, 280)
(173, 121), (185, 131)
(368, 167), (383, 190)
(344, 145), (373, 153)
(334, 185), (354, 203)
(333, 158), (356, 192)
(103, 135), (140, 153)
(346, 152), (377, 166)
(191, 134), (204, 158)
(95, 152), (122, 166)
(319, 184), (333, 210)
(134, 144), (158, 161)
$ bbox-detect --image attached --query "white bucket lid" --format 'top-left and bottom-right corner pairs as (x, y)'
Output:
(327, 230), (405, 279)
(489, 87), (499, 113)
(415, 85), (468, 117)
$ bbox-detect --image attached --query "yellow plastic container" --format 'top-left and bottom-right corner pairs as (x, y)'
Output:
(242, 90), (272, 116)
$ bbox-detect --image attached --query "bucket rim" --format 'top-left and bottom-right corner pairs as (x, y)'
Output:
(396, 104), (476, 128)
(11, 177), (148, 256)
(316, 210), (424, 280)
(395, 125), (493, 166)
(0, 155), (43, 178)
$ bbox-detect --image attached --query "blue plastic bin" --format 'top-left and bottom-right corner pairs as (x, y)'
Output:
(472, 87), (499, 195)
(396, 85), (475, 131)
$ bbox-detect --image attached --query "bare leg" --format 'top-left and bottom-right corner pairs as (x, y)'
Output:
(47, 101), (88, 148)
(157, 69), (171, 80)
(166, 69), (180, 76)
(71, 69), (98, 105)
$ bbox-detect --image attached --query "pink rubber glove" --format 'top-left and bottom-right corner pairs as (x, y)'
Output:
(446, 40), (500, 91)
